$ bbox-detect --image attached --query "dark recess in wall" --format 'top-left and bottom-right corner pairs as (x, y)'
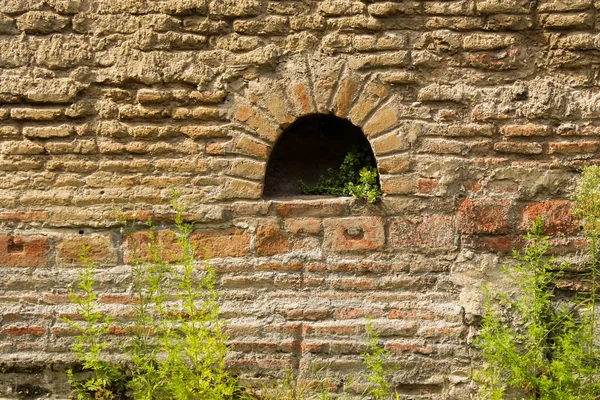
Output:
(263, 114), (376, 197)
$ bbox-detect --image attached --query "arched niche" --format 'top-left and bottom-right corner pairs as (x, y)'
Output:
(263, 113), (379, 198)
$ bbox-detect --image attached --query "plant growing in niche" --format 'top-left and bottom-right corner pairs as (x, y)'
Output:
(474, 166), (600, 399)
(298, 145), (382, 203)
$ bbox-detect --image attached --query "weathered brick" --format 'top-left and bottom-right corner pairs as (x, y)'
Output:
(548, 141), (598, 154)
(0, 326), (46, 336)
(501, 124), (551, 137)
(56, 233), (118, 267)
(16, 11), (69, 33)
(191, 228), (251, 258)
(520, 200), (577, 235)
(494, 141), (543, 155)
(457, 199), (511, 234)
(390, 215), (456, 249)
(123, 230), (182, 264)
(256, 225), (290, 256)
(285, 218), (322, 235)
(22, 124), (73, 139)
(323, 217), (385, 251)
(0, 235), (50, 267)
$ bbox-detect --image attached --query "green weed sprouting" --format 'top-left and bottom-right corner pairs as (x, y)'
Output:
(66, 189), (239, 400)
(298, 145), (382, 203)
(474, 210), (600, 398)
(362, 321), (395, 400)
(62, 245), (128, 400)
(125, 188), (238, 399)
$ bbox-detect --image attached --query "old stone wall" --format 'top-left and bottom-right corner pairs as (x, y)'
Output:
(0, 0), (598, 398)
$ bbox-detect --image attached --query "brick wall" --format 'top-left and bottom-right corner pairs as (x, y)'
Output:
(0, 0), (596, 398)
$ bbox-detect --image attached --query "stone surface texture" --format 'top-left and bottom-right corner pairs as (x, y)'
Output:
(0, 0), (597, 398)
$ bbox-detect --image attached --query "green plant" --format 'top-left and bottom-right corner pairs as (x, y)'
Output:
(474, 216), (600, 399)
(124, 188), (239, 399)
(62, 246), (128, 400)
(298, 145), (382, 203)
(362, 321), (395, 399)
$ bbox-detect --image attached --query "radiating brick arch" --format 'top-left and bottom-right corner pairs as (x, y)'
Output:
(226, 53), (408, 198)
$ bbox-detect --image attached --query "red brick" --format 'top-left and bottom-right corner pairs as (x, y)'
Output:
(123, 230), (182, 264)
(386, 341), (433, 355)
(306, 262), (354, 273)
(191, 228), (251, 258)
(285, 218), (322, 235)
(0, 326), (46, 336)
(0, 211), (48, 223)
(256, 225), (289, 256)
(500, 123), (551, 137)
(286, 308), (329, 321)
(520, 200), (577, 235)
(548, 141), (598, 154)
(323, 217), (385, 251)
(98, 294), (135, 304)
(333, 309), (384, 320)
(417, 178), (439, 195)
(56, 233), (117, 267)
(457, 199), (511, 234)
(0, 235), (50, 268)
(390, 215), (455, 249)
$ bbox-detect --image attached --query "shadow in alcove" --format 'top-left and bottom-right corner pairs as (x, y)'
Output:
(263, 113), (377, 198)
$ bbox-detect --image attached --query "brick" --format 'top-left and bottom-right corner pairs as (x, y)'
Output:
(539, 13), (593, 30)
(521, 200), (577, 235)
(494, 141), (543, 155)
(276, 200), (346, 218)
(23, 125), (73, 139)
(331, 78), (359, 118)
(380, 174), (418, 195)
(538, 0), (591, 11)
(0, 211), (48, 223)
(16, 11), (69, 33)
(548, 141), (598, 154)
(0, 235), (49, 267)
(123, 230), (182, 264)
(0, 326), (46, 336)
(323, 217), (385, 251)
(362, 101), (400, 137)
(256, 225), (290, 256)
(367, 2), (421, 16)
(390, 215), (456, 249)
(285, 218), (322, 235)
(191, 228), (251, 258)
(475, 0), (532, 14)
(56, 234), (118, 267)
(457, 199), (511, 234)
(386, 341), (434, 355)
(501, 123), (551, 137)
(235, 105), (280, 143)
(10, 107), (63, 120)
